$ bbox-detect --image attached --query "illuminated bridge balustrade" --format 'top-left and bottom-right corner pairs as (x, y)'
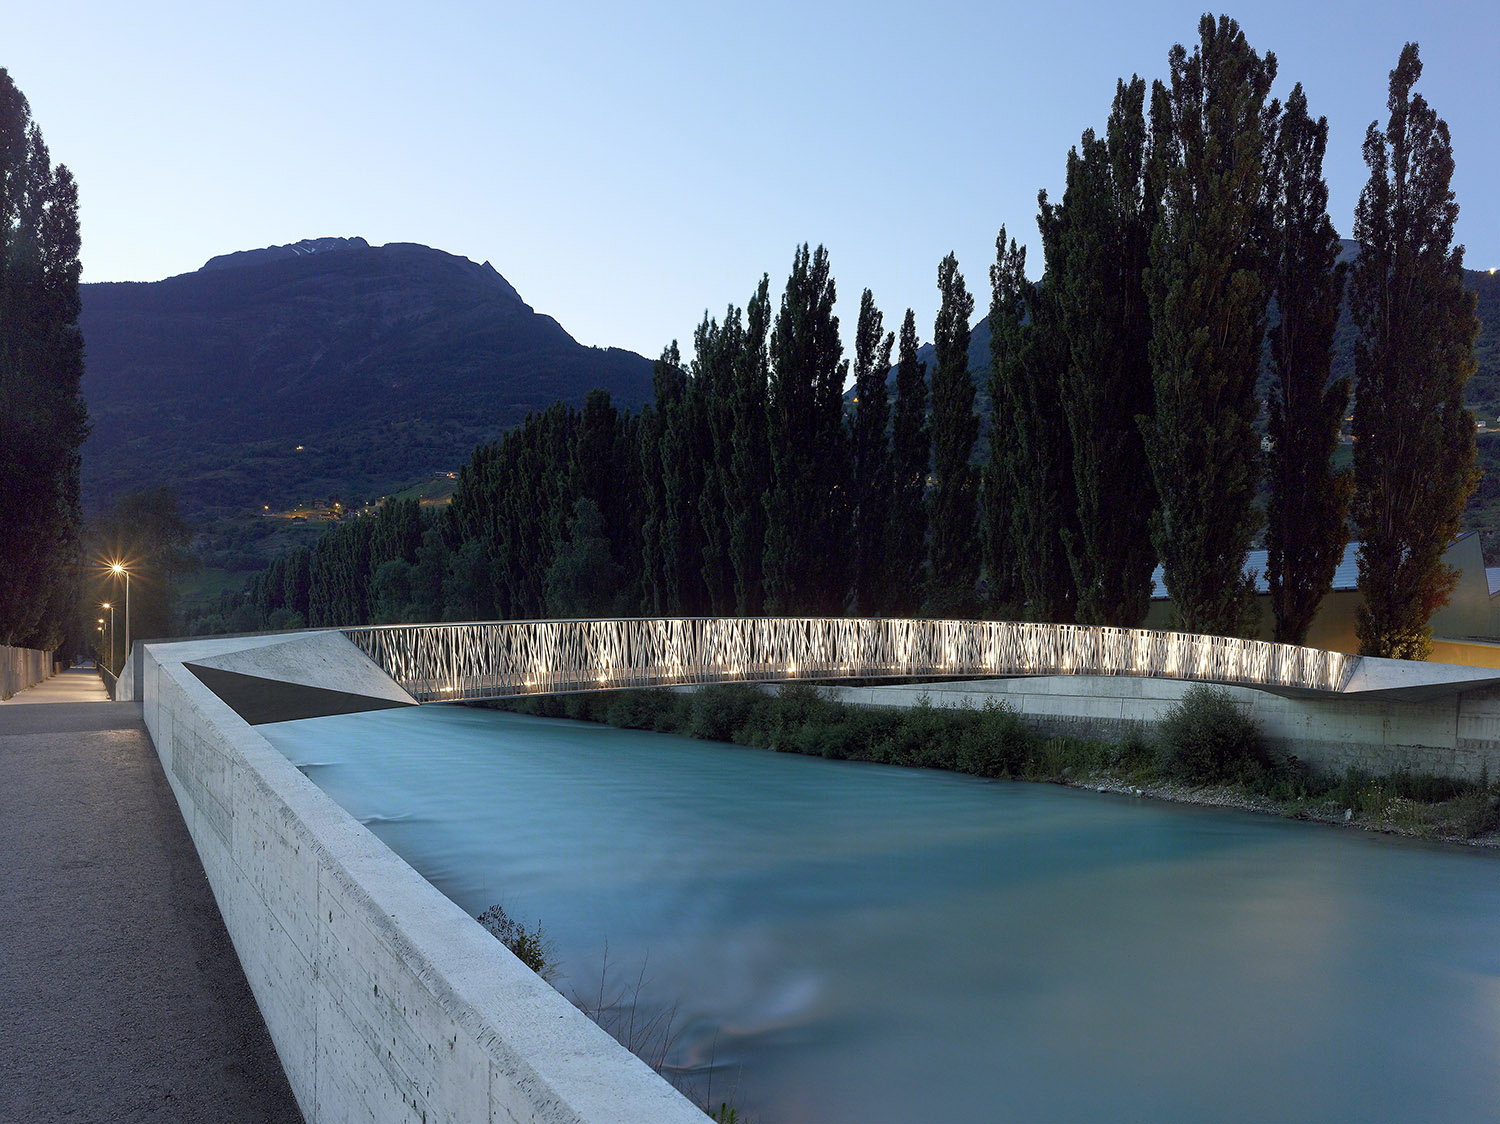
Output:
(341, 618), (1355, 702)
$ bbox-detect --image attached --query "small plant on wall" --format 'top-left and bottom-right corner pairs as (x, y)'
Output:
(477, 904), (557, 983)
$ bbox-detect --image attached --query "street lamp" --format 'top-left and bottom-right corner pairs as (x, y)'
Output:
(110, 563), (131, 665)
(101, 602), (115, 671)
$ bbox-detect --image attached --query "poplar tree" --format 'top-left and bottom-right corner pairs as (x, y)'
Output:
(1143, 15), (1277, 636)
(639, 343), (684, 614)
(850, 289), (894, 615)
(694, 308), (744, 615)
(887, 309), (929, 617)
(660, 354), (712, 615)
(763, 245), (850, 615)
(495, 403), (575, 618)
(1038, 77), (1158, 628)
(1265, 84), (1351, 645)
(0, 69), (88, 649)
(729, 277), (772, 615)
(572, 388), (634, 614)
(926, 253), (979, 616)
(987, 230), (1076, 623)
(1351, 43), (1480, 659)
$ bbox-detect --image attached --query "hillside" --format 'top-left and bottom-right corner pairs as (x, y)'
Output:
(79, 238), (655, 517)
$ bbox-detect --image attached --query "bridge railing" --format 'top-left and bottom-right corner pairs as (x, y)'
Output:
(342, 618), (1356, 702)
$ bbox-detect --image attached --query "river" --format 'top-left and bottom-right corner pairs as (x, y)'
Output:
(259, 704), (1500, 1123)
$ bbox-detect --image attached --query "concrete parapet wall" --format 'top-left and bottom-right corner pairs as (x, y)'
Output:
(1, 644), (51, 698)
(825, 676), (1500, 782)
(137, 635), (703, 1124)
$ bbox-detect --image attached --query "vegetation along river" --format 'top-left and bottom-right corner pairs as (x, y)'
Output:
(259, 705), (1500, 1123)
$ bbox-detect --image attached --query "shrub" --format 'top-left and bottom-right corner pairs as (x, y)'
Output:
(1114, 727), (1156, 775)
(956, 701), (1032, 777)
(689, 683), (766, 743)
(1155, 685), (1269, 784)
(477, 904), (557, 982)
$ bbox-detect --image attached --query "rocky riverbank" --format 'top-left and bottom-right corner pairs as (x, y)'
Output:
(1075, 773), (1500, 848)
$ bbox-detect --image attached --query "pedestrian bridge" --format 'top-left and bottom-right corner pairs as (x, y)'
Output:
(341, 617), (1358, 701)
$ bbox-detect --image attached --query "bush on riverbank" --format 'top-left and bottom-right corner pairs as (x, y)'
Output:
(504, 684), (1111, 780)
(491, 684), (1500, 842)
(1155, 685), (1275, 786)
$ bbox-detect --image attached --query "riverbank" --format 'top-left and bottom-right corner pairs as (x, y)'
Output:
(491, 683), (1500, 850)
(1074, 773), (1500, 848)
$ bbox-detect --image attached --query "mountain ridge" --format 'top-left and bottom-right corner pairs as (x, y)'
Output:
(80, 238), (655, 517)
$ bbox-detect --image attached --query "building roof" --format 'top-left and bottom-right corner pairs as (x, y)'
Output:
(1152, 543), (1361, 600)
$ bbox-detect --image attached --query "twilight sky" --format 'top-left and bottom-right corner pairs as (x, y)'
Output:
(10, 0), (1498, 364)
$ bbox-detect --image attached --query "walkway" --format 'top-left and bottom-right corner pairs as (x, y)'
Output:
(0, 667), (302, 1123)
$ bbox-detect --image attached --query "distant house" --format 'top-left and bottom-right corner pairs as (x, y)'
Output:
(1148, 533), (1500, 666)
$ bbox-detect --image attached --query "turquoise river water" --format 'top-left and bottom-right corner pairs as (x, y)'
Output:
(259, 705), (1500, 1123)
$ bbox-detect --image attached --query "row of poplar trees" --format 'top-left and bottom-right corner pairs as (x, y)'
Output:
(242, 19), (1479, 661)
(975, 20), (1477, 660)
(0, 69), (88, 651)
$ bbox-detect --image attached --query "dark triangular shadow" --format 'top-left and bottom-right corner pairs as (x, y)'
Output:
(184, 663), (416, 725)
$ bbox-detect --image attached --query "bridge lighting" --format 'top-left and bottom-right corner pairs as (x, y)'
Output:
(342, 618), (1352, 703)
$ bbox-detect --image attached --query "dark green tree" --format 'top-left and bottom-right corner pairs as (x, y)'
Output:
(639, 344), (685, 614)
(370, 498), (423, 572)
(763, 245), (850, 615)
(572, 389), (635, 614)
(887, 309), (929, 616)
(442, 442), (502, 619)
(406, 520), (447, 623)
(370, 558), (416, 624)
(0, 70), (88, 649)
(1351, 44), (1480, 659)
(729, 277), (772, 615)
(1265, 83), (1351, 645)
(1142, 15), (1277, 636)
(545, 498), (624, 618)
(495, 403), (575, 619)
(1038, 77), (1158, 628)
(661, 356), (713, 616)
(926, 254), (979, 617)
(986, 231), (1076, 623)
(308, 514), (375, 627)
(850, 289), (894, 615)
(282, 545), (312, 623)
(694, 308), (745, 615)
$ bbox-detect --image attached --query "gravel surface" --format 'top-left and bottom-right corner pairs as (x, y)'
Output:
(0, 677), (303, 1123)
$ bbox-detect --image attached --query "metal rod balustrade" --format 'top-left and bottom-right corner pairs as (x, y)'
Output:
(342, 618), (1356, 703)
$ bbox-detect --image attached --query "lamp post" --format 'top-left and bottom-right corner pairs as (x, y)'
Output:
(102, 602), (114, 672)
(110, 564), (131, 666)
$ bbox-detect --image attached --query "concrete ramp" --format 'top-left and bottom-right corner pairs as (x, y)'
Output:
(182, 630), (416, 724)
(1340, 654), (1500, 701)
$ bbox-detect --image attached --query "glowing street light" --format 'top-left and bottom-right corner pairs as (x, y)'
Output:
(109, 563), (131, 664)
(101, 602), (114, 671)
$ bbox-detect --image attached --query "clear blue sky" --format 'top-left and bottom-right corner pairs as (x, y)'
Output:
(10, 1), (1497, 364)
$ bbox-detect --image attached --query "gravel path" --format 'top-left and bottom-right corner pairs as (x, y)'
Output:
(0, 669), (303, 1123)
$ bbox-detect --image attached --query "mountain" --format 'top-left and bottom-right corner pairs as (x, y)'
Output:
(79, 238), (655, 517)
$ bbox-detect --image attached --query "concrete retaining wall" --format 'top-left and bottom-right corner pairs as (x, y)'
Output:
(136, 634), (703, 1124)
(824, 676), (1500, 782)
(1, 644), (51, 698)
